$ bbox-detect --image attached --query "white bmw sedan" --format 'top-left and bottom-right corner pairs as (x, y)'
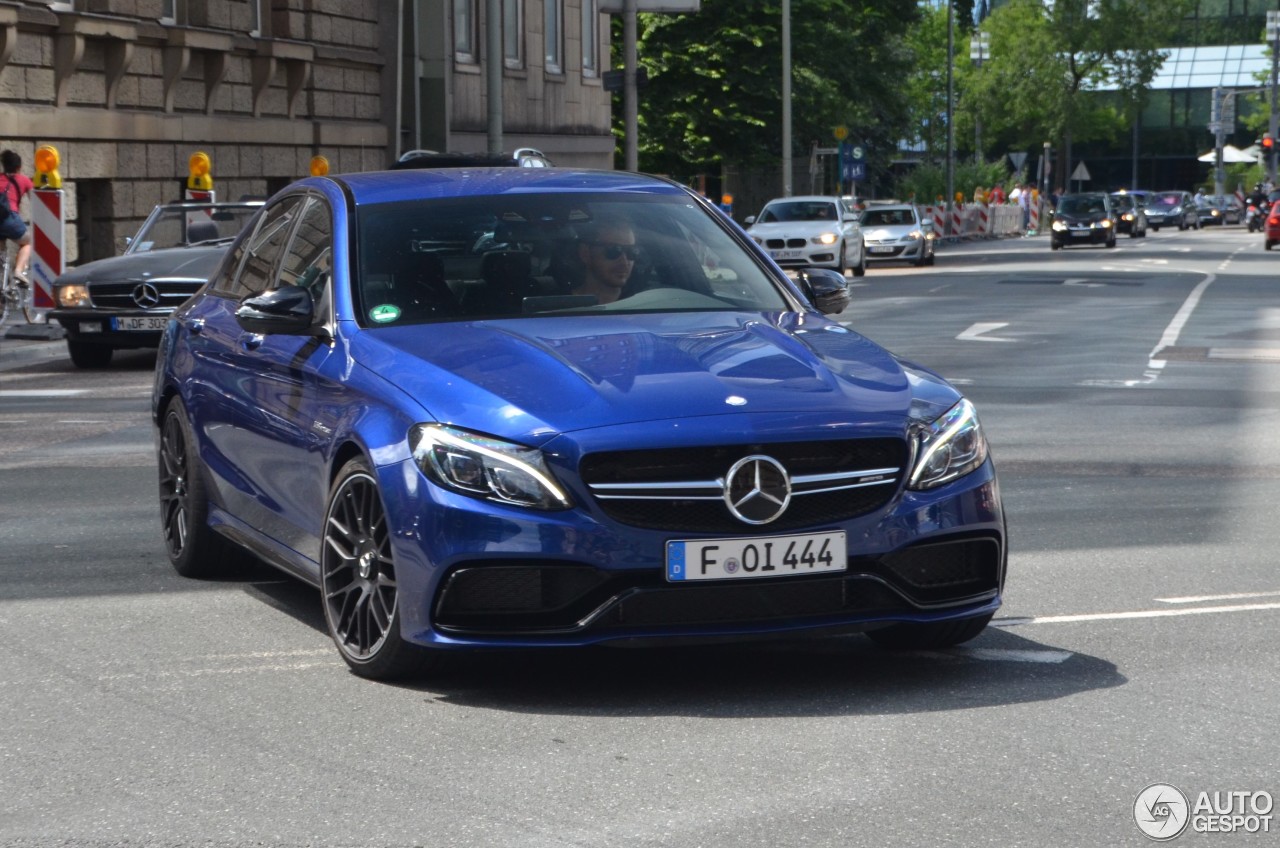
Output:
(745, 195), (866, 277)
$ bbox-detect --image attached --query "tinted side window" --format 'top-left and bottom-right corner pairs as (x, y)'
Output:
(226, 196), (304, 299)
(279, 198), (333, 322)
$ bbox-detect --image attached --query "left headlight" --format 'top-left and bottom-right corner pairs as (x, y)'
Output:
(411, 424), (573, 510)
(908, 399), (989, 490)
(813, 232), (840, 246)
(57, 285), (91, 307)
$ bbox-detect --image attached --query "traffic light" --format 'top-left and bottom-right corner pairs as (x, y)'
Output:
(1263, 134), (1274, 154)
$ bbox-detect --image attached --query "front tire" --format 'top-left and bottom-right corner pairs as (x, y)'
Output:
(321, 458), (431, 680)
(851, 241), (866, 277)
(866, 613), (994, 650)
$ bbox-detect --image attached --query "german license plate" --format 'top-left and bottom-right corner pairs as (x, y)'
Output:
(666, 530), (846, 582)
(112, 316), (168, 331)
(869, 245), (895, 253)
(769, 249), (802, 260)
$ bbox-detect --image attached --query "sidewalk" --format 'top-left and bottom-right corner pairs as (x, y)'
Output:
(0, 320), (66, 372)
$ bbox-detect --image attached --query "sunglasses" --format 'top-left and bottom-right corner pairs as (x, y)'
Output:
(590, 242), (641, 261)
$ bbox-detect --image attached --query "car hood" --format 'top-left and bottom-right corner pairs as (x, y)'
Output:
(747, 221), (842, 238)
(862, 225), (919, 239)
(352, 311), (943, 445)
(54, 244), (229, 286)
(1054, 211), (1109, 224)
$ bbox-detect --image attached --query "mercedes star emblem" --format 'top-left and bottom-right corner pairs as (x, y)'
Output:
(723, 455), (792, 525)
(131, 282), (161, 309)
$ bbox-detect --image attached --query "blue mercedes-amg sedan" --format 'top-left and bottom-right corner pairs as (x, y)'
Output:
(152, 167), (1005, 680)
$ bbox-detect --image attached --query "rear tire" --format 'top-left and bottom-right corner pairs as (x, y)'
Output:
(851, 242), (866, 277)
(68, 340), (114, 369)
(158, 398), (251, 578)
(866, 613), (994, 650)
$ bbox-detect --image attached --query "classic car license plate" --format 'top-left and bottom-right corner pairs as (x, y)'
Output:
(869, 245), (895, 253)
(112, 316), (168, 331)
(769, 249), (802, 260)
(666, 530), (846, 582)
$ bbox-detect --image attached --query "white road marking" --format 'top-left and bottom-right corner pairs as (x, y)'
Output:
(1156, 590), (1280, 604)
(1063, 278), (1104, 287)
(957, 322), (1016, 342)
(0, 389), (88, 397)
(995, 600), (1280, 626)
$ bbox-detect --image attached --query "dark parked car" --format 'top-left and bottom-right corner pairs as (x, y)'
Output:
(152, 167), (1006, 680)
(49, 201), (263, 368)
(1195, 195), (1239, 226)
(1143, 191), (1199, 231)
(1109, 192), (1148, 238)
(1050, 192), (1118, 249)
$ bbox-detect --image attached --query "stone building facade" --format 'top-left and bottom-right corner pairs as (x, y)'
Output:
(0, 0), (614, 267)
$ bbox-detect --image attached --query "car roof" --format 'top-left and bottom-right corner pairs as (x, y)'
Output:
(324, 167), (690, 204)
(762, 195), (843, 204)
(862, 203), (914, 210)
(390, 147), (552, 169)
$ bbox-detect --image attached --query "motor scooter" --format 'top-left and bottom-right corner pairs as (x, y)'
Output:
(1247, 201), (1267, 232)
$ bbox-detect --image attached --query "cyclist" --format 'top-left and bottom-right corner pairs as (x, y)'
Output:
(0, 149), (33, 282)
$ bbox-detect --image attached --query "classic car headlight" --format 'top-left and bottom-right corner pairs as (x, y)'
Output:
(411, 424), (572, 510)
(1052, 219), (1068, 231)
(908, 399), (989, 490)
(57, 285), (91, 307)
(813, 232), (840, 246)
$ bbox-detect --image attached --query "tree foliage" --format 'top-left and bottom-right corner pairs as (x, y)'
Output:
(619, 0), (920, 180)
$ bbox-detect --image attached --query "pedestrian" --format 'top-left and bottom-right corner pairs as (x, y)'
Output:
(0, 149), (33, 281)
(1018, 183), (1032, 231)
(990, 184), (1005, 205)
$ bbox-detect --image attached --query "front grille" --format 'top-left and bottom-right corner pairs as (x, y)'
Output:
(580, 439), (906, 533)
(91, 280), (202, 310)
(430, 536), (1002, 637)
(763, 237), (809, 249)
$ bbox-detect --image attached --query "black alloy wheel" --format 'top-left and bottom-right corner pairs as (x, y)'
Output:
(321, 458), (428, 679)
(158, 399), (247, 578)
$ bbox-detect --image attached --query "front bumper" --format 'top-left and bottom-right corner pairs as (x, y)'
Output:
(51, 307), (170, 349)
(864, 239), (927, 261)
(379, 456), (1005, 649)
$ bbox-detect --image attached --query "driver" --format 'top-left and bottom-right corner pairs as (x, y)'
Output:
(572, 218), (640, 305)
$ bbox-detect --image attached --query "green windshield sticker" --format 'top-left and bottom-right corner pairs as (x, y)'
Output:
(370, 304), (401, 323)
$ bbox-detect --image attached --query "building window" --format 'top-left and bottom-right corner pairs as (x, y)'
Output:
(504, 0), (524, 69)
(249, 0), (262, 36)
(582, 0), (598, 76)
(545, 0), (563, 74)
(455, 0), (477, 64)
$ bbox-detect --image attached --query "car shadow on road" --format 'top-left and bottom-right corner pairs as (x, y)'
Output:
(396, 626), (1123, 718)
(238, 574), (1124, 717)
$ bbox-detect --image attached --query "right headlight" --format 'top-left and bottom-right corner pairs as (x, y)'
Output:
(410, 424), (572, 510)
(908, 399), (989, 490)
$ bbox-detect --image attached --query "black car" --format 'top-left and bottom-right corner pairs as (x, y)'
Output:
(1143, 191), (1199, 231)
(1110, 192), (1148, 238)
(49, 201), (262, 368)
(1050, 192), (1118, 249)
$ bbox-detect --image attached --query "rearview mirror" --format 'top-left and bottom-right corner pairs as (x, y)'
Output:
(235, 285), (317, 335)
(796, 268), (850, 316)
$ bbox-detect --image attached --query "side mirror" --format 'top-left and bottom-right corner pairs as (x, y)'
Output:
(796, 268), (850, 316)
(743, 215), (757, 225)
(235, 285), (317, 335)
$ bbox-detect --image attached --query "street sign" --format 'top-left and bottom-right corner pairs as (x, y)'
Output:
(1070, 161), (1091, 181)
(1009, 152), (1027, 172)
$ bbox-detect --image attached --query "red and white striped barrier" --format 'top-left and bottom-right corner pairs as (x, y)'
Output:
(29, 188), (64, 317)
(950, 204), (964, 238)
(976, 203), (990, 236)
(1028, 203), (1040, 233)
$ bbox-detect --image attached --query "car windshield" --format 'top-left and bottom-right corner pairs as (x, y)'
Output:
(127, 203), (262, 254)
(758, 201), (838, 222)
(1058, 196), (1105, 215)
(860, 208), (911, 227)
(1111, 196), (1134, 211)
(356, 193), (791, 325)
(1153, 194), (1182, 208)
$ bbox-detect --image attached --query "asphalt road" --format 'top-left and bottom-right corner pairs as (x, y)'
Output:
(2, 226), (1277, 846)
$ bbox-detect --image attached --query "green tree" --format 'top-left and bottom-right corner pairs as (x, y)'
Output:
(619, 0), (920, 186)
(955, 0), (1187, 181)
